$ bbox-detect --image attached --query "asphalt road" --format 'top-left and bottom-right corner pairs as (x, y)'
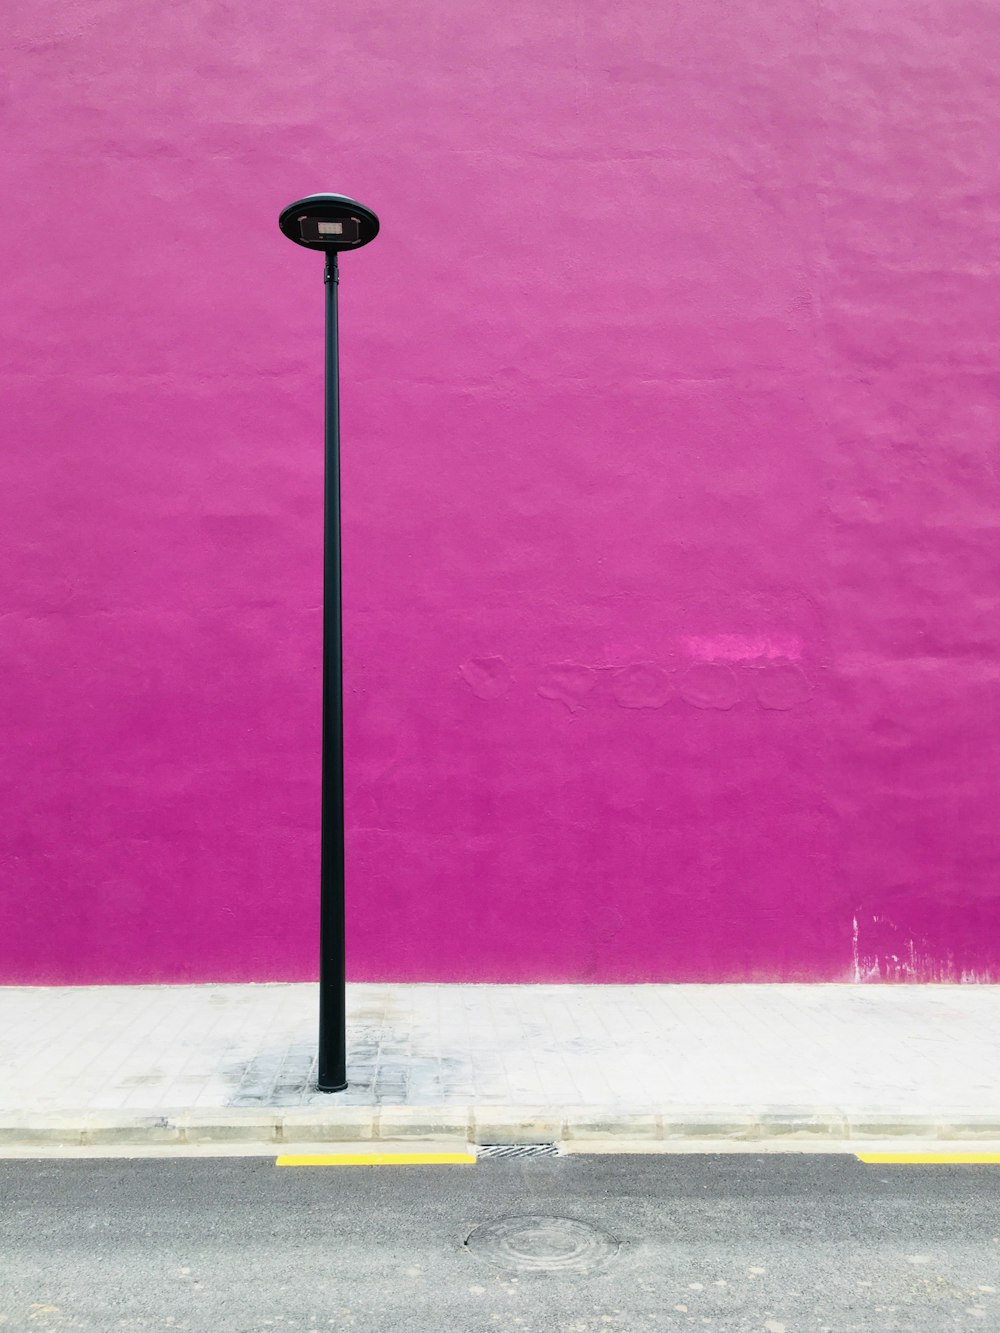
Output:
(2, 1153), (1000, 1332)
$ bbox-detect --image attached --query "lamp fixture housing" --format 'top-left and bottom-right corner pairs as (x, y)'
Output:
(278, 194), (379, 253)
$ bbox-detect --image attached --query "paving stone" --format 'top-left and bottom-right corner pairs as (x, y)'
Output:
(176, 1112), (281, 1143)
(936, 1113), (1000, 1140)
(562, 1110), (662, 1141)
(756, 1108), (849, 1139)
(471, 1106), (563, 1144)
(0, 1116), (85, 1146)
(376, 1106), (470, 1139)
(846, 1110), (961, 1140)
(279, 1107), (377, 1142)
(83, 1114), (180, 1145)
(661, 1109), (760, 1140)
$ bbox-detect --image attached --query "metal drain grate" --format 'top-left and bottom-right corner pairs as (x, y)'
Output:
(476, 1144), (559, 1159)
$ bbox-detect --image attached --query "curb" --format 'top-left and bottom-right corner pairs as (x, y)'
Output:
(3, 1105), (1000, 1148)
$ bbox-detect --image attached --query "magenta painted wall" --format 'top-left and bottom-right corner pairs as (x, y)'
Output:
(3, 0), (1000, 985)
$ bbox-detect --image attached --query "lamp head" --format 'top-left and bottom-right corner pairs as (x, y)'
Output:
(278, 194), (379, 253)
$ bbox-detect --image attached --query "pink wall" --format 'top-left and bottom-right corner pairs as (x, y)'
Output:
(3, 0), (1000, 984)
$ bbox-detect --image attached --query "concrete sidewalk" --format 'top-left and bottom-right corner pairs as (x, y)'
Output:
(1, 983), (998, 1148)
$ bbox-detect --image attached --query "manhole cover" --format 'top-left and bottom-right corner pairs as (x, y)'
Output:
(465, 1215), (620, 1273)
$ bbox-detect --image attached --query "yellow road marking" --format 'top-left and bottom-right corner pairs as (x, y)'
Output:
(276, 1151), (477, 1167)
(858, 1153), (1000, 1165)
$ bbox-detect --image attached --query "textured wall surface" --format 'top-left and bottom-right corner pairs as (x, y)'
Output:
(3, 0), (999, 983)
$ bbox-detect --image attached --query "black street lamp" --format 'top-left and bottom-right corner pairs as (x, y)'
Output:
(278, 194), (380, 1091)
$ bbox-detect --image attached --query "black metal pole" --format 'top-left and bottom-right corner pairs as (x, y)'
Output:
(318, 250), (347, 1092)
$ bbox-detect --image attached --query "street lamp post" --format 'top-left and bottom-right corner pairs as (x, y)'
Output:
(278, 194), (380, 1092)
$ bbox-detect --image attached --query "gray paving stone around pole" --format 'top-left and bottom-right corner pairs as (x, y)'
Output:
(1, 982), (999, 1147)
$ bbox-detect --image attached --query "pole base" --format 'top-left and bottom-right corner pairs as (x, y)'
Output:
(317, 1081), (348, 1093)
